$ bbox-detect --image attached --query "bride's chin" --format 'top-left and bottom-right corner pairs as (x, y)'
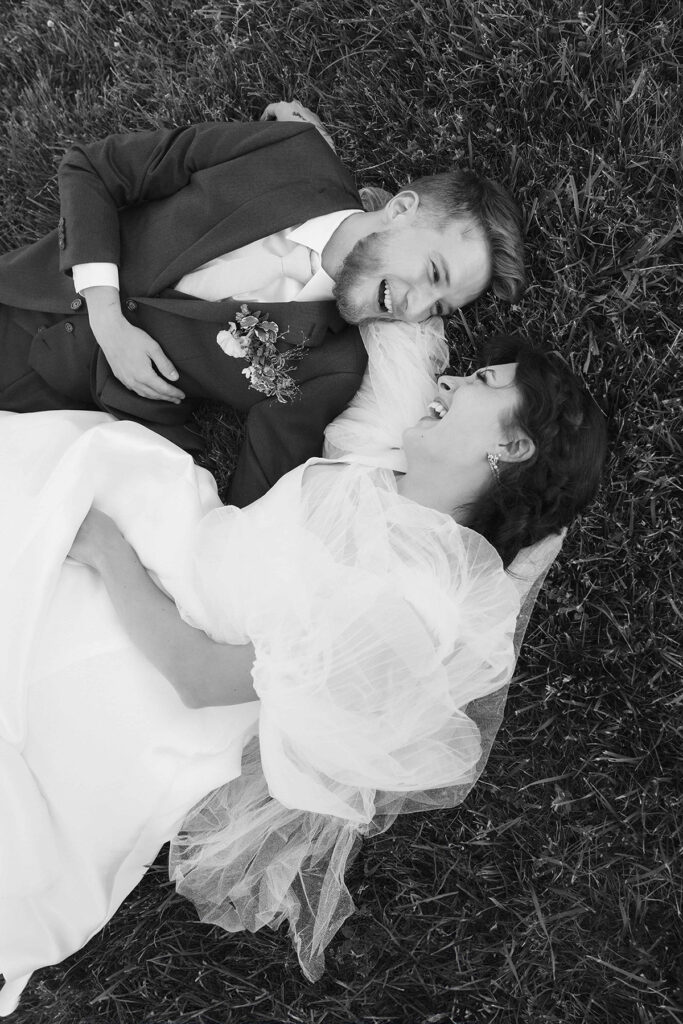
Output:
(400, 429), (424, 463)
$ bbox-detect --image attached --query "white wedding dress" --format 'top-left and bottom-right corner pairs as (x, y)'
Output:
(0, 320), (558, 1013)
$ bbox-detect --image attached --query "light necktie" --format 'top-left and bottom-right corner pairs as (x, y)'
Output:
(176, 231), (317, 301)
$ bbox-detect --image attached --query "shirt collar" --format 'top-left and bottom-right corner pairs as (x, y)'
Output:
(287, 209), (361, 255)
(287, 209), (361, 303)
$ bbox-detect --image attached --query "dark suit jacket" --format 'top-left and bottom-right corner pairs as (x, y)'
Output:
(0, 122), (367, 505)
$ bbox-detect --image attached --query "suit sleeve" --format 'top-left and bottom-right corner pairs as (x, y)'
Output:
(227, 332), (367, 507)
(56, 121), (325, 272)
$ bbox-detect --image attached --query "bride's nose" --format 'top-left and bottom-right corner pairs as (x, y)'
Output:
(436, 375), (463, 405)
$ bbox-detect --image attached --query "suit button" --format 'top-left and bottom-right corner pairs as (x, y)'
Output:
(70, 297), (83, 310)
(126, 299), (138, 312)
(64, 321), (74, 333)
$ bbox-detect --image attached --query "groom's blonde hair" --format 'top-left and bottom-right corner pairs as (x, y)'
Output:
(408, 170), (526, 303)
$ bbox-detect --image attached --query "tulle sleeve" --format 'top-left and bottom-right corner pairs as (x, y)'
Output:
(170, 462), (520, 980)
(323, 318), (449, 468)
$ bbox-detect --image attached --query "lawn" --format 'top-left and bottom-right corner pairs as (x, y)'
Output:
(0, 1), (680, 1022)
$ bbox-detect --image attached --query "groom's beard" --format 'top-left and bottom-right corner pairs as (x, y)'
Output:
(333, 230), (393, 324)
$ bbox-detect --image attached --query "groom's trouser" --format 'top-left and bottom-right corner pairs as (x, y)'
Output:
(0, 303), (95, 411)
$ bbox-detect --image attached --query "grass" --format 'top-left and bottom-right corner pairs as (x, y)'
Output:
(0, 0), (681, 1021)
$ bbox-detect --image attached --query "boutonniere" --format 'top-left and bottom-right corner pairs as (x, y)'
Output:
(216, 305), (303, 402)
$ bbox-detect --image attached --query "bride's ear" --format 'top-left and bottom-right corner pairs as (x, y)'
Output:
(499, 435), (535, 464)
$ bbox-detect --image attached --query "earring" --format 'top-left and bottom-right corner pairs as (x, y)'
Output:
(487, 451), (501, 483)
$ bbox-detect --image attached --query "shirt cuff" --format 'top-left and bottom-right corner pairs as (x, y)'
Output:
(72, 263), (120, 294)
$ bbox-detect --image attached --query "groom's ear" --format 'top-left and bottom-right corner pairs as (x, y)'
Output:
(382, 190), (420, 227)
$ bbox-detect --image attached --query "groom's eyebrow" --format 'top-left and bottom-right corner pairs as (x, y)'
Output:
(441, 259), (457, 313)
(433, 256), (454, 315)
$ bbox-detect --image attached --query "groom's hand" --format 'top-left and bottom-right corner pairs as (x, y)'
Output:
(83, 286), (185, 403)
(260, 100), (335, 151)
(95, 320), (186, 403)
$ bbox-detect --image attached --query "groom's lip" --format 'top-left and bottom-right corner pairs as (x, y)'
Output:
(378, 279), (388, 312)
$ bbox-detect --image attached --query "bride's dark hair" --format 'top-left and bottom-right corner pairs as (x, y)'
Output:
(466, 335), (607, 567)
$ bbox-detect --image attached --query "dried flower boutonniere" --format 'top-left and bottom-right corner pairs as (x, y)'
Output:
(216, 305), (304, 402)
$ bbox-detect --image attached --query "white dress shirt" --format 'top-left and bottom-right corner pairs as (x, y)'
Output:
(72, 209), (360, 303)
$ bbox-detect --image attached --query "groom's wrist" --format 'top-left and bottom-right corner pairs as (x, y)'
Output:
(82, 285), (128, 356)
(82, 285), (125, 331)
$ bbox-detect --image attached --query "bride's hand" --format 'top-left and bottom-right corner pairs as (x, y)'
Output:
(68, 509), (127, 571)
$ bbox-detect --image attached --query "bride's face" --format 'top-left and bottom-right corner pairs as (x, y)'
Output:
(403, 362), (521, 471)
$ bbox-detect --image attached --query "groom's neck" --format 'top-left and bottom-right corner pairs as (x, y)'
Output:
(322, 210), (382, 279)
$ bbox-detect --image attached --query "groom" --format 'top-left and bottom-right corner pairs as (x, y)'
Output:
(0, 113), (525, 505)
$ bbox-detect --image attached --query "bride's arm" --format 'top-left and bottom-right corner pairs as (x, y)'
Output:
(69, 510), (256, 709)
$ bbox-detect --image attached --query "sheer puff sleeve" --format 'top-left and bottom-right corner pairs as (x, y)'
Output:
(170, 461), (520, 980)
(323, 318), (449, 470)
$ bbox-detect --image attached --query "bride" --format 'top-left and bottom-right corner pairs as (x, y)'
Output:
(0, 318), (605, 1014)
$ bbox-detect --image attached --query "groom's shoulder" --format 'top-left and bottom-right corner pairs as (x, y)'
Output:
(88, 119), (355, 181)
(93, 119), (340, 159)
(189, 119), (354, 176)
(192, 118), (336, 151)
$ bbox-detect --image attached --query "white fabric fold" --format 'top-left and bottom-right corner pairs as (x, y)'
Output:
(0, 413), (260, 984)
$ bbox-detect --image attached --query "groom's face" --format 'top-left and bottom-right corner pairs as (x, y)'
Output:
(333, 199), (491, 324)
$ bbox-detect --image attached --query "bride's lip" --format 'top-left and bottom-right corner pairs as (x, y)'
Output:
(428, 399), (448, 419)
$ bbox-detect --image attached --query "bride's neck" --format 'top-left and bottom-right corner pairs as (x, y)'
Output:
(395, 462), (490, 521)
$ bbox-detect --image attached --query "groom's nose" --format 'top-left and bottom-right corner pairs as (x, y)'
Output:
(403, 281), (441, 321)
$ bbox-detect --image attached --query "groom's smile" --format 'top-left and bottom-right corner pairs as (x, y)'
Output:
(378, 279), (394, 315)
